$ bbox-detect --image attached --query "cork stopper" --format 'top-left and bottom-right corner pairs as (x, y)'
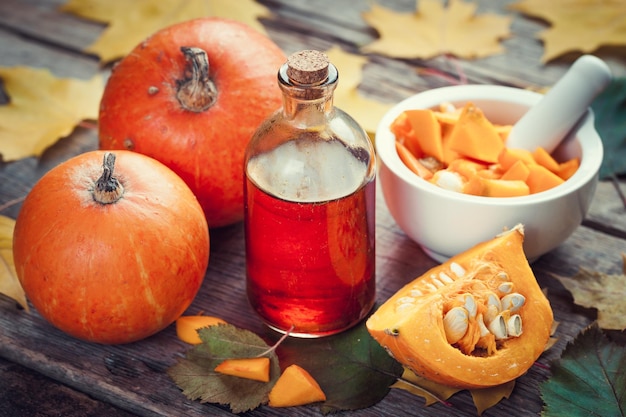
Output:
(286, 50), (329, 85)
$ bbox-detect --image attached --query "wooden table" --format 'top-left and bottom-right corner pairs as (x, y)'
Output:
(1, 1), (625, 416)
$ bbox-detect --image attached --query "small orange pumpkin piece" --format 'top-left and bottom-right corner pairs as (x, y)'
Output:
(526, 164), (565, 194)
(366, 225), (553, 389)
(557, 158), (580, 181)
(176, 315), (227, 344)
(214, 357), (271, 382)
(403, 109), (444, 162)
(446, 102), (504, 164)
(396, 141), (434, 180)
(268, 365), (326, 408)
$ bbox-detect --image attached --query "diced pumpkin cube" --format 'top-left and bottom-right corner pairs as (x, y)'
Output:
(557, 158), (580, 181)
(268, 365), (326, 408)
(390, 112), (411, 137)
(391, 112), (422, 158)
(176, 315), (227, 345)
(396, 141), (434, 180)
(214, 357), (270, 383)
(447, 158), (487, 180)
(446, 103), (504, 163)
(404, 109), (444, 162)
(497, 147), (536, 171)
(480, 178), (530, 197)
(533, 147), (560, 173)
(463, 175), (485, 196)
(440, 123), (461, 165)
(501, 160), (531, 182)
(526, 164), (565, 194)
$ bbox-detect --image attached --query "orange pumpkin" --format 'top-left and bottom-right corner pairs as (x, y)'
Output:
(366, 225), (553, 389)
(13, 151), (210, 344)
(98, 18), (286, 228)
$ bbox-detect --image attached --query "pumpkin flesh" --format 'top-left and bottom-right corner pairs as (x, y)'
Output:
(366, 225), (553, 389)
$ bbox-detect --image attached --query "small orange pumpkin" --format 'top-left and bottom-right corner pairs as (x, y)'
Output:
(366, 225), (553, 389)
(98, 18), (286, 228)
(13, 151), (210, 344)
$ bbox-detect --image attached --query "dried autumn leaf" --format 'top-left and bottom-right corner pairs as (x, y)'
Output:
(541, 323), (626, 416)
(325, 46), (393, 138)
(392, 367), (515, 415)
(0, 215), (28, 311)
(0, 67), (102, 162)
(61, 0), (272, 63)
(361, 0), (512, 59)
(509, 0), (626, 62)
(552, 260), (626, 330)
(167, 324), (280, 413)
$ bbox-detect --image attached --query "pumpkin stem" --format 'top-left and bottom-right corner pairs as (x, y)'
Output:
(94, 152), (124, 205)
(177, 46), (218, 112)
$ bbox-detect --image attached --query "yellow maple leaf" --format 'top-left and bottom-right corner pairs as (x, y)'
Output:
(553, 256), (626, 331)
(361, 0), (512, 59)
(392, 367), (515, 414)
(325, 47), (393, 139)
(0, 215), (28, 311)
(0, 67), (103, 162)
(509, 0), (626, 62)
(60, 0), (273, 63)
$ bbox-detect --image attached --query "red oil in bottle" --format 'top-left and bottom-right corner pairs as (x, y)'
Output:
(245, 138), (375, 337)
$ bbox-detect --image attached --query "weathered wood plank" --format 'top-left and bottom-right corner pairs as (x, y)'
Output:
(0, 357), (137, 417)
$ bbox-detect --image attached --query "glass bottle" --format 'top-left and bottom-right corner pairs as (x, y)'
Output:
(243, 50), (376, 337)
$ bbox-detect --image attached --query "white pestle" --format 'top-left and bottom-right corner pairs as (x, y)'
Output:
(505, 55), (612, 153)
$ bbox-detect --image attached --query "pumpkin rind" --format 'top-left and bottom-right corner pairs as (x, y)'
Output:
(13, 150), (210, 344)
(366, 225), (553, 389)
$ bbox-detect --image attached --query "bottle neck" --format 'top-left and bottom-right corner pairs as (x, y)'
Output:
(278, 62), (338, 120)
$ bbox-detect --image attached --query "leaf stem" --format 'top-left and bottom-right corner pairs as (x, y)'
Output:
(256, 325), (294, 357)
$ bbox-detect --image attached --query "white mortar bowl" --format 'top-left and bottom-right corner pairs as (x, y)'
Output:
(376, 85), (603, 262)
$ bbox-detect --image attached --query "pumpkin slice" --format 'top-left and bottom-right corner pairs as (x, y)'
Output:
(526, 164), (565, 194)
(176, 315), (227, 344)
(404, 109), (444, 162)
(557, 158), (580, 181)
(446, 102), (504, 164)
(214, 357), (270, 382)
(533, 147), (560, 173)
(396, 141), (434, 180)
(500, 159), (531, 182)
(497, 147), (536, 171)
(478, 178), (530, 197)
(366, 225), (553, 389)
(391, 112), (422, 158)
(268, 364), (326, 407)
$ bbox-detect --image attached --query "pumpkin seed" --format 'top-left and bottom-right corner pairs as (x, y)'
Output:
(443, 307), (469, 344)
(500, 293), (525, 313)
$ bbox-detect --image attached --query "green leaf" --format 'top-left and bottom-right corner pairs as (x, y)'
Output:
(274, 321), (404, 413)
(167, 324), (280, 413)
(590, 77), (626, 179)
(540, 323), (626, 417)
